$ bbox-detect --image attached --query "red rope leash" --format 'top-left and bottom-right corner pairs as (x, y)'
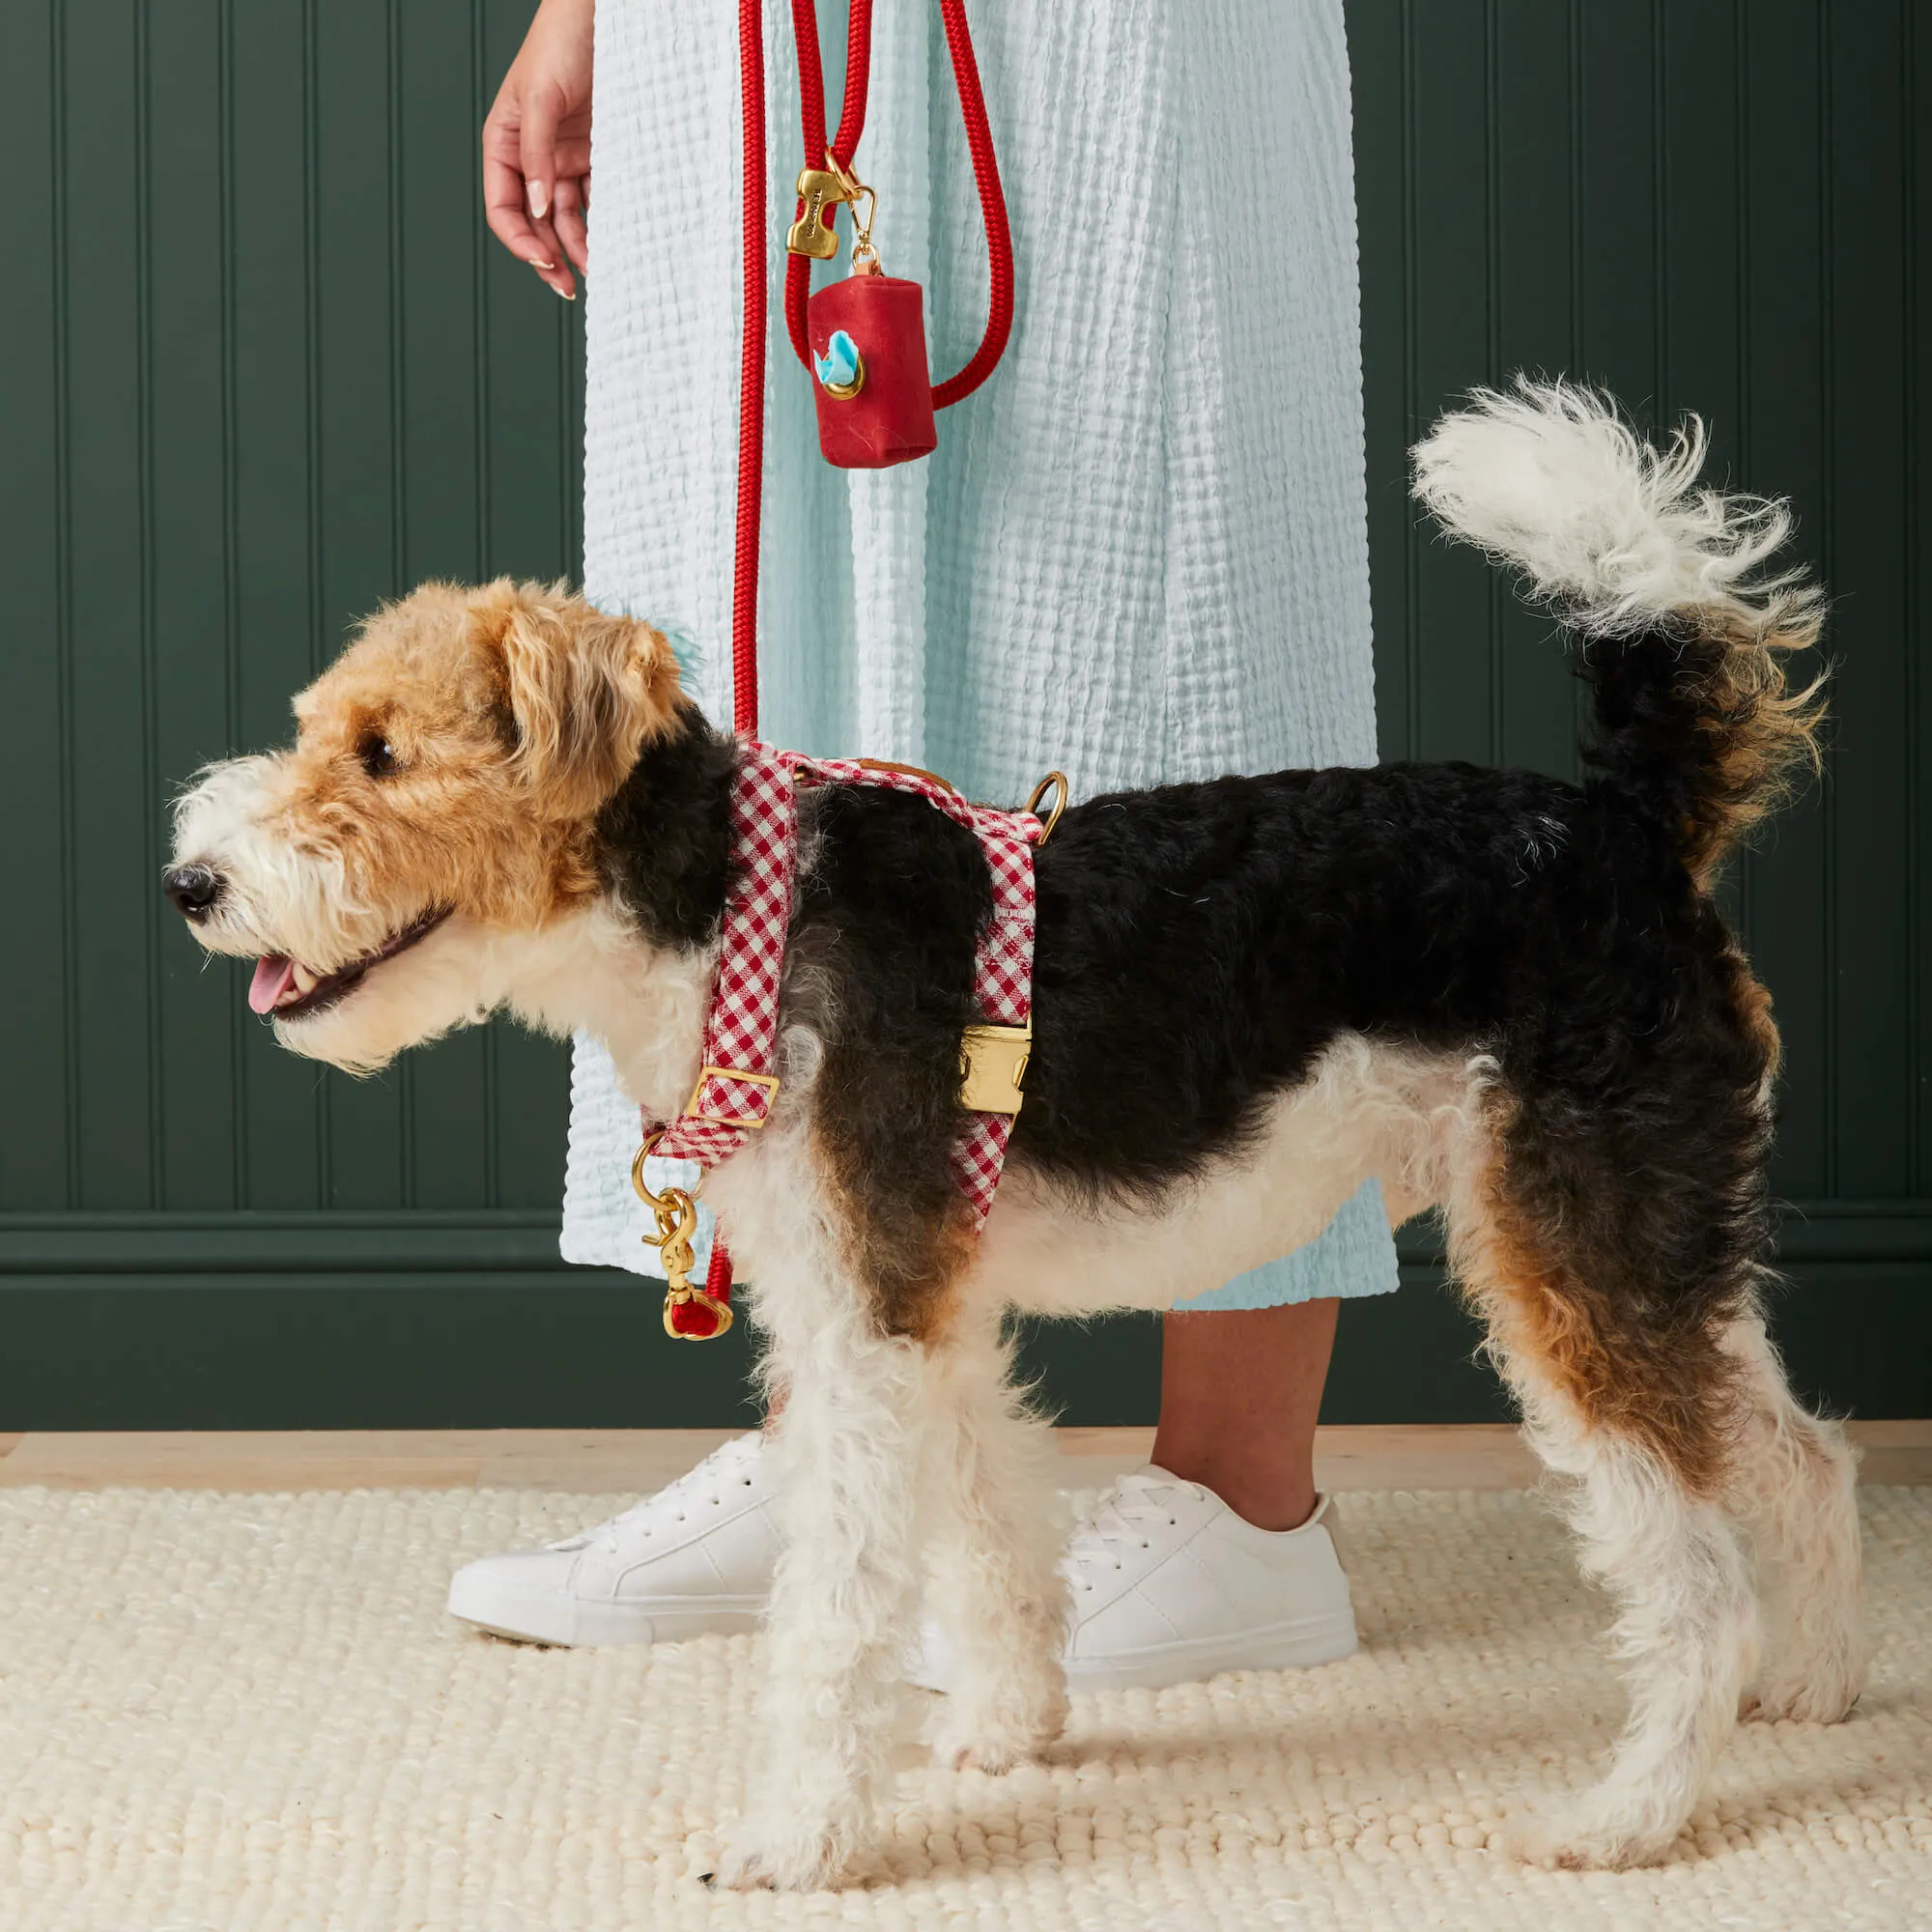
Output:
(731, 0), (767, 737)
(710, 0), (1009, 1323)
(715, 0), (775, 1308)
(929, 1), (1013, 410)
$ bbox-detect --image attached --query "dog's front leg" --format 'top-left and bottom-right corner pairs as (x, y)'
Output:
(920, 1299), (1069, 1771)
(717, 1241), (924, 1890)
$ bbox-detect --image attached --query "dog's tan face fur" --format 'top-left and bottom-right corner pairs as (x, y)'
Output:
(170, 579), (677, 1071)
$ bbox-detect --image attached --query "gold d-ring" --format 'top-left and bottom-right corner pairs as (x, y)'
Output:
(1026, 771), (1069, 845)
(632, 1131), (683, 1213)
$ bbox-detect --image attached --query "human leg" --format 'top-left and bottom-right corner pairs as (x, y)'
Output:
(1152, 1298), (1338, 1532)
(1017, 1186), (1392, 1693)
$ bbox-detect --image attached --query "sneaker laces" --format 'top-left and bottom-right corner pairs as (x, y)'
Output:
(550, 1433), (763, 1553)
(1063, 1469), (1200, 1591)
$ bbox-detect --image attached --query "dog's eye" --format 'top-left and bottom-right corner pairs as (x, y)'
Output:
(358, 733), (400, 779)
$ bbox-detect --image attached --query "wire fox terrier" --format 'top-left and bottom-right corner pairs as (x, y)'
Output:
(167, 384), (1864, 1888)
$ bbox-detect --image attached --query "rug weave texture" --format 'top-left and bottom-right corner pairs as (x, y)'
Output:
(0, 1485), (1926, 1931)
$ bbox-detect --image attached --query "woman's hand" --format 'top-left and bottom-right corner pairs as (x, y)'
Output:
(483, 0), (594, 300)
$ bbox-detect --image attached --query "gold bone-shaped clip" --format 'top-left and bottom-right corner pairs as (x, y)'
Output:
(960, 1022), (1031, 1116)
(787, 152), (867, 260)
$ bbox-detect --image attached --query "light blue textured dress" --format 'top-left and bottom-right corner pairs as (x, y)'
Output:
(560, 0), (1397, 1312)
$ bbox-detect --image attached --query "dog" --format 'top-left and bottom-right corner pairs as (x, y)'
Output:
(165, 382), (1863, 1888)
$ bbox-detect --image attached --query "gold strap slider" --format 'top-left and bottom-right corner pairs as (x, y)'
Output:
(684, 1065), (781, 1128)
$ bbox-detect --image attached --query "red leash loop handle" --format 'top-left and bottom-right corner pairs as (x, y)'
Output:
(782, 0), (1011, 407)
(740, 0), (1010, 732)
(736, 0), (877, 738)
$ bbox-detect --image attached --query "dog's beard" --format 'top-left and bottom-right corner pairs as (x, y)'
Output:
(253, 915), (506, 1073)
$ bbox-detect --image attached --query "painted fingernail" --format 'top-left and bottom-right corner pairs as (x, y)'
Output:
(526, 179), (550, 219)
(526, 256), (556, 271)
(555, 284), (576, 301)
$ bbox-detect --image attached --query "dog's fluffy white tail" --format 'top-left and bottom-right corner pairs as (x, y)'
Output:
(1411, 378), (1820, 645)
(1410, 378), (1827, 882)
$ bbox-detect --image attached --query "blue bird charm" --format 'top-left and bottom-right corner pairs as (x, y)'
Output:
(814, 329), (865, 398)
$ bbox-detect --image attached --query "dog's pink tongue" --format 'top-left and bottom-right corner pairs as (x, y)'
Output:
(248, 955), (297, 1015)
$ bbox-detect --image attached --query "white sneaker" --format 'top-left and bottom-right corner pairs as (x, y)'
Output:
(912, 1466), (1358, 1694)
(446, 1432), (778, 1646)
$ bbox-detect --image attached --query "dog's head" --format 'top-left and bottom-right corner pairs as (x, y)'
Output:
(166, 579), (680, 1070)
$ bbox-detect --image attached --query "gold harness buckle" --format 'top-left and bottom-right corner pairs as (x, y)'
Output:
(960, 1022), (1031, 1116)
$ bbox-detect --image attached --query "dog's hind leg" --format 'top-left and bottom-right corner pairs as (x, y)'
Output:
(917, 1298), (1069, 1772)
(1448, 1112), (1760, 1871)
(1721, 1312), (1866, 1724)
(1503, 1407), (1757, 1870)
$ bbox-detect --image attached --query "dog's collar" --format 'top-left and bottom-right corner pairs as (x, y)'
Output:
(636, 738), (1050, 1335)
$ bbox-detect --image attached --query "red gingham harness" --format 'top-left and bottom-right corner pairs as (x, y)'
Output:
(637, 738), (1048, 1337)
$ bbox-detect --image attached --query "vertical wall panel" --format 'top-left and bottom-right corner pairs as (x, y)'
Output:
(150, 0), (240, 1210)
(1915, 3), (1932, 1200)
(1737, 0), (1831, 1198)
(230, 0), (329, 1208)
(1406, 4), (1495, 767)
(312, 0), (407, 1210)
(400, 0), (492, 1212)
(1492, 0), (1585, 786)
(1576, 0), (1661, 412)
(1825, 0), (1914, 1197)
(1658, 0), (1742, 437)
(65, 0), (156, 1208)
(0, 0), (71, 1208)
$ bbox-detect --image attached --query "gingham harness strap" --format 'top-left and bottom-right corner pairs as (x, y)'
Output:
(642, 739), (1043, 1228)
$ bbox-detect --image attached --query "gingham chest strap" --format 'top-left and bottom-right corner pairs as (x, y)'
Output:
(642, 739), (1044, 1230)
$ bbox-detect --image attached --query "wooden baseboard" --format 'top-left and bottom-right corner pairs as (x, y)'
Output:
(1, 1420), (1925, 1492)
(3, 1253), (1928, 1433)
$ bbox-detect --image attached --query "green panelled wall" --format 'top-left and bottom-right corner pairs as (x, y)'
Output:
(1, 0), (582, 1222)
(2, 0), (1926, 1426)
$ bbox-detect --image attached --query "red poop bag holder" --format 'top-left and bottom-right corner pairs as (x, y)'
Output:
(630, 0), (1029, 1338)
(800, 252), (936, 469)
(782, 0), (1014, 470)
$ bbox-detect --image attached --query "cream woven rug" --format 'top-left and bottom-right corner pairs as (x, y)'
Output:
(0, 1486), (1926, 1931)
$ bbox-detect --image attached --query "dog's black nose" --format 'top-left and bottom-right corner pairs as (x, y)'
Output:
(164, 863), (224, 917)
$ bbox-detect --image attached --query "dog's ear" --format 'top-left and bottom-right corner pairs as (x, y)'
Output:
(473, 582), (681, 819)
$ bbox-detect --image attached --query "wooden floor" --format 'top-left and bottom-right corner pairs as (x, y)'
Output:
(0, 1421), (1926, 1492)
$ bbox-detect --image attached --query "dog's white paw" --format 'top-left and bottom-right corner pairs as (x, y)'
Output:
(930, 1727), (1026, 1776)
(927, 1683), (1067, 1775)
(710, 1815), (853, 1893)
(1739, 1677), (1859, 1725)
(1494, 1804), (1685, 1871)
(1740, 1652), (1865, 1725)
